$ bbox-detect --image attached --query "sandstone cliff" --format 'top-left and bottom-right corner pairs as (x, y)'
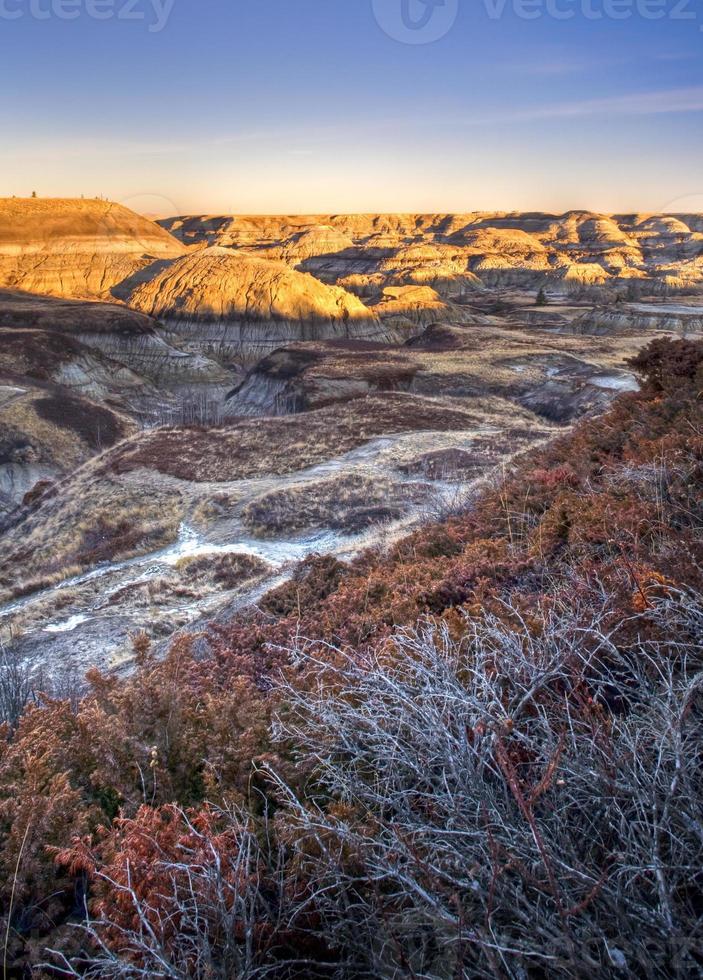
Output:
(0, 289), (229, 391)
(160, 210), (703, 296)
(125, 247), (410, 360)
(0, 198), (185, 300)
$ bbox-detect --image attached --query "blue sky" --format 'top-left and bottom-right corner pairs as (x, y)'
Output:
(1, 0), (702, 213)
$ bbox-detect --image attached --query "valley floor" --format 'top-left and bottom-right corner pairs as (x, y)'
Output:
(0, 299), (698, 674)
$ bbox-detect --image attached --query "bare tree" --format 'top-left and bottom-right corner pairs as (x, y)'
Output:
(0, 643), (86, 727)
(0, 643), (37, 728)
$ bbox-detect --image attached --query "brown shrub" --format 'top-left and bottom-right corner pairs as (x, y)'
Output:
(34, 392), (128, 450)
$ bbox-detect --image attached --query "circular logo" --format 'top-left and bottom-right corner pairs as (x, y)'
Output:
(119, 193), (181, 222)
(372, 0), (459, 44)
(658, 192), (703, 217)
(114, 193), (182, 253)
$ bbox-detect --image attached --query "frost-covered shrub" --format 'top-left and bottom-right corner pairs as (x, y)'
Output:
(271, 591), (703, 978)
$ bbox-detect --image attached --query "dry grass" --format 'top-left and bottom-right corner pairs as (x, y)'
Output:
(271, 327), (640, 382)
(103, 393), (546, 483)
(230, 327), (645, 421)
(0, 289), (156, 336)
(1, 392), (91, 472)
(106, 553), (271, 611)
(397, 444), (498, 481)
(191, 491), (249, 529)
(0, 328), (83, 379)
(0, 384), (136, 483)
(33, 391), (130, 450)
(175, 552), (270, 588)
(0, 477), (184, 603)
(1, 552), (271, 650)
(241, 473), (430, 537)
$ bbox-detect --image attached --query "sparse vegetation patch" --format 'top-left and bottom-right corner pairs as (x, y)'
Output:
(242, 473), (430, 536)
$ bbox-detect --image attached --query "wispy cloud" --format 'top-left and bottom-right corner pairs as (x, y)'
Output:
(4, 86), (702, 168)
(433, 86), (703, 128)
(216, 86), (703, 141)
(508, 54), (626, 76)
(510, 86), (703, 120)
(652, 51), (698, 62)
(509, 49), (697, 76)
(510, 59), (595, 75)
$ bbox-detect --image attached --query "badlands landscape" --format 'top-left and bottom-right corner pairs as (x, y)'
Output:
(1, 198), (702, 672)
(1, 198), (703, 976)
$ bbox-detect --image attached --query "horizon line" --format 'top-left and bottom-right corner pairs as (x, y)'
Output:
(2, 197), (702, 220)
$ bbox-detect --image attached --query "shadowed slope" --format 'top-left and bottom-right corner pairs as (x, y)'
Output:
(125, 247), (411, 360)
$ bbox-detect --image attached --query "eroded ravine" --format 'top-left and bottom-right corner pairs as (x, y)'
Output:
(1, 424), (535, 675)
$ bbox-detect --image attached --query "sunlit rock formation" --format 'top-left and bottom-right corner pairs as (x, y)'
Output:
(161, 210), (703, 296)
(125, 247), (410, 361)
(0, 197), (185, 299)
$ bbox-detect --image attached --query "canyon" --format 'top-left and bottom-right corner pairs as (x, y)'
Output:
(1, 197), (701, 674)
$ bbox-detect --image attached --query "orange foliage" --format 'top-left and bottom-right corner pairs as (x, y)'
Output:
(0, 338), (701, 971)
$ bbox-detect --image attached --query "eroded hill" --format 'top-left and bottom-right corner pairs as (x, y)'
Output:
(162, 209), (703, 294)
(0, 197), (185, 299)
(1, 198), (702, 674)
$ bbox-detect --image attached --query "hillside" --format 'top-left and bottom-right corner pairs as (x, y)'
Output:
(0, 198), (185, 299)
(0, 389), (556, 669)
(3, 199), (701, 678)
(226, 325), (641, 419)
(125, 247), (405, 360)
(1, 200), (460, 361)
(0, 289), (236, 512)
(126, 248), (369, 323)
(5, 0), (703, 968)
(1, 199), (702, 977)
(0, 339), (700, 977)
(161, 209), (703, 294)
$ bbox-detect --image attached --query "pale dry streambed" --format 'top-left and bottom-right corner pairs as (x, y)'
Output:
(0, 425), (527, 675)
